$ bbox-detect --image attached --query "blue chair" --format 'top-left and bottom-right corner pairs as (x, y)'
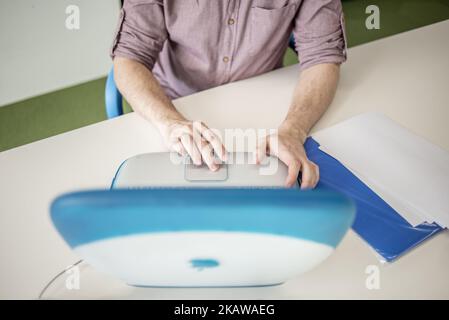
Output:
(288, 33), (296, 52)
(105, 67), (123, 119)
(104, 36), (297, 119)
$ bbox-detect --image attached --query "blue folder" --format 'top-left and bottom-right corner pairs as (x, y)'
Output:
(304, 138), (443, 262)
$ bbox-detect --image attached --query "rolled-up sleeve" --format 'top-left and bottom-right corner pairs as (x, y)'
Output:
(110, 0), (168, 71)
(293, 0), (347, 71)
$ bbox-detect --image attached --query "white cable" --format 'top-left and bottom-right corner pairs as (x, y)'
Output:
(38, 259), (84, 299)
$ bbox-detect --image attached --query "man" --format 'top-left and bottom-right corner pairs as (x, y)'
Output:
(111, 0), (347, 189)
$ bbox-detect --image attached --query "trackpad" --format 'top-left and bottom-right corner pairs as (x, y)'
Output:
(184, 162), (228, 182)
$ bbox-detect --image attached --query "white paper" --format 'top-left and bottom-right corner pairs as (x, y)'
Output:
(318, 145), (427, 226)
(313, 113), (449, 228)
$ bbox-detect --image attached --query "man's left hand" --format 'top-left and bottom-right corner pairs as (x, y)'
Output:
(255, 122), (319, 189)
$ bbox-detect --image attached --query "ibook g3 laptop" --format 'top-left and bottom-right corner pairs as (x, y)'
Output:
(51, 152), (355, 287)
(112, 152), (299, 188)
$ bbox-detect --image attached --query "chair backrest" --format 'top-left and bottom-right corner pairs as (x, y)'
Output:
(105, 67), (123, 119)
(289, 33), (296, 51)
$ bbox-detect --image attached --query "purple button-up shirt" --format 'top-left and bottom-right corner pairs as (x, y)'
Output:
(111, 0), (347, 99)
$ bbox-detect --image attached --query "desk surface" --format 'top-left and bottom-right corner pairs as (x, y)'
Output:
(1, 20), (448, 299)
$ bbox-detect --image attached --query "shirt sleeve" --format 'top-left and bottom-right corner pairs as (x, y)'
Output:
(110, 0), (168, 71)
(292, 0), (347, 71)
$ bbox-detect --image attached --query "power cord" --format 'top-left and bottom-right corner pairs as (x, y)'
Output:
(38, 259), (84, 299)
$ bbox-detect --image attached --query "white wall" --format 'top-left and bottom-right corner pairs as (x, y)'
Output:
(0, 0), (121, 106)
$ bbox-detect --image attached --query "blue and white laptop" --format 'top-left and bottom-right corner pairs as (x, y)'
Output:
(51, 153), (355, 287)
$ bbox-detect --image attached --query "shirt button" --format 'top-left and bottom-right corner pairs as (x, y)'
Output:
(223, 56), (230, 63)
(228, 18), (235, 25)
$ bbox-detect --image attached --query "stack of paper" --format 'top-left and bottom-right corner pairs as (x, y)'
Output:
(313, 113), (449, 228)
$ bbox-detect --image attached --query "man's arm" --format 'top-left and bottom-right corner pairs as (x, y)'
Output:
(114, 57), (226, 170)
(256, 0), (346, 189)
(256, 63), (339, 189)
(111, 1), (226, 170)
(283, 63), (339, 144)
(114, 57), (182, 136)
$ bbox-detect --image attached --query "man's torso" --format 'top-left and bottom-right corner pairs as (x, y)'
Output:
(152, 0), (301, 99)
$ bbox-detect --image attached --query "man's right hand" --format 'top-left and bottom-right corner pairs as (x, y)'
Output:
(160, 119), (227, 171)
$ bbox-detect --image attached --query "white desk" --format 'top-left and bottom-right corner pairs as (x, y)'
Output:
(1, 20), (448, 299)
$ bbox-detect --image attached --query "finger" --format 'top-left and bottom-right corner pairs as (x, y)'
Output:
(202, 128), (227, 162)
(198, 138), (219, 171)
(172, 140), (186, 156)
(300, 160), (317, 189)
(313, 162), (320, 187)
(285, 161), (301, 188)
(180, 134), (202, 165)
(255, 137), (268, 164)
(191, 121), (204, 146)
(265, 134), (280, 157)
(273, 145), (300, 188)
(168, 123), (193, 143)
